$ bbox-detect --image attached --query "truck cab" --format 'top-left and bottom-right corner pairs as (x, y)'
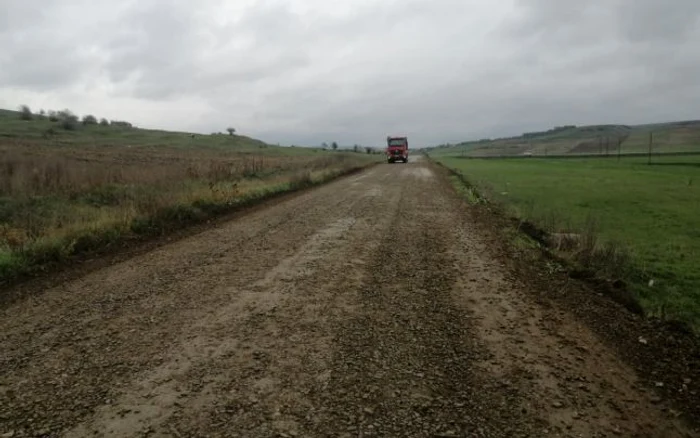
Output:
(386, 136), (409, 163)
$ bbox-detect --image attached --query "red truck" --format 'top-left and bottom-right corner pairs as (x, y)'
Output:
(386, 136), (409, 163)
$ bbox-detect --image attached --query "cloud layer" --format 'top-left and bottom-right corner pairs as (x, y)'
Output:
(1, 0), (699, 146)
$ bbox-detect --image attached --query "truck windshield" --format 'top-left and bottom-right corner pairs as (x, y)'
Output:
(388, 139), (407, 146)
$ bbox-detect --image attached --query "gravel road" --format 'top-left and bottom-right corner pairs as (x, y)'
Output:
(1, 159), (696, 437)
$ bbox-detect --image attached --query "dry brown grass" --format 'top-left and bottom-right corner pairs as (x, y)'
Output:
(0, 142), (372, 282)
(0, 145), (350, 196)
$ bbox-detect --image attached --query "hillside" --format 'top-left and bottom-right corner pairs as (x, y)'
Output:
(0, 107), (375, 284)
(428, 120), (700, 157)
(0, 108), (302, 153)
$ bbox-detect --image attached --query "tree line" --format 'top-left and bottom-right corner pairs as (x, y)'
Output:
(18, 104), (133, 132)
(319, 141), (379, 154)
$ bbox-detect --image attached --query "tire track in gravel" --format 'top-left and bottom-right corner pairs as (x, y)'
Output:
(313, 165), (531, 438)
(66, 216), (362, 437)
(143, 193), (394, 437)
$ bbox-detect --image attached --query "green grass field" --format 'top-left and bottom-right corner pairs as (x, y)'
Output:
(436, 155), (700, 329)
(0, 108), (378, 284)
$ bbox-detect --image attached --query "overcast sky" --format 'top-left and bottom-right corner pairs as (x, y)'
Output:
(1, 0), (699, 147)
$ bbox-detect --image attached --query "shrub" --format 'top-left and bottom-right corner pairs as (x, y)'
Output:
(110, 120), (132, 128)
(99, 118), (109, 126)
(42, 127), (56, 139)
(289, 171), (313, 190)
(59, 111), (79, 131)
(82, 114), (98, 125)
(61, 119), (78, 130)
(19, 105), (33, 121)
(47, 110), (59, 122)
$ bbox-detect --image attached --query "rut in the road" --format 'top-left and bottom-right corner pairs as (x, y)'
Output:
(314, 185), (530, 437)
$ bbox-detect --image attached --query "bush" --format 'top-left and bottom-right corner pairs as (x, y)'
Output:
(42, 127), (56, 139)
(99, 118), (109, 126)
(57, 109), (74, 119)
(110, 120), (132, 128)
(19, 105), (33, 121)
(61, 119), (78, 130)
(82, 114), (98, 125)
(289, 171), (313, 190)
(58, 110), (79, 131)
(47, 110), (59, 122)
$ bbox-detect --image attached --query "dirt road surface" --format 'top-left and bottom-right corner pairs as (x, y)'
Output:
(1, 159), (697, 437)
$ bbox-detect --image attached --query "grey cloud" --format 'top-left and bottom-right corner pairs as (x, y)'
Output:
(0, 41), (87, 90)
(616, 0), (700, 43)
(103, 0), (211, 98)
(507, 0), (700, 58)
(1, 0), (700, 146)
(0, 2), (51, 33)
(0, 2), (99, 90)
(100, 0), (315, 100)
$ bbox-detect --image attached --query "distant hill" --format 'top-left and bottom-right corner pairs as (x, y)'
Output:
(0, 107), (276, 152)
(427, 120), (700, 157)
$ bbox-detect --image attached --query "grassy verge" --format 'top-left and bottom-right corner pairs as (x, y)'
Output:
(434, 155), (700, 331)
(0, 157), (374, 285)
